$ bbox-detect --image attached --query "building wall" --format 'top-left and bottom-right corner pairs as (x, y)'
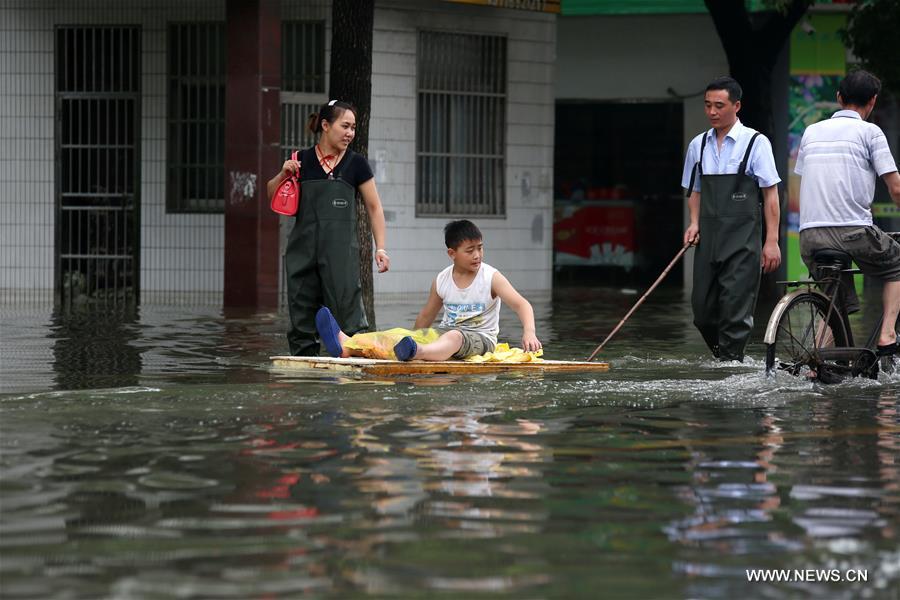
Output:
(0, 0), (556, 305)
(555, 14), (729, 287)
(0, 0), (226, 305)
(369, 0), (556, 299)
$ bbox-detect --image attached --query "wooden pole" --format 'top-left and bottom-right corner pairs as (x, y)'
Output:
(587, 243), (692, 361)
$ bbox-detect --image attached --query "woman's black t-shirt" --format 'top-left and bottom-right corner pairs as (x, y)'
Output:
(297, 147), (374, 189)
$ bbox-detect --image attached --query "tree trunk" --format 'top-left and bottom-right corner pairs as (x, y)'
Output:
(704, 0), (811, 303)
(704, 0), (811, 137)
(330, 0), (376, 329)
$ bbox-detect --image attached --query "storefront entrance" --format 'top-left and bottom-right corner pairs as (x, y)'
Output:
(55, 26), (141, 309)
(554, 101), (684, 287)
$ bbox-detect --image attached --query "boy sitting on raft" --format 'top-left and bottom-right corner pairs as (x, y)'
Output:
(315, 219), (542, 361)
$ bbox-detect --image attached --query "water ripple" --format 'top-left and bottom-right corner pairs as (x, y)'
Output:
(2, 292), (900, 597)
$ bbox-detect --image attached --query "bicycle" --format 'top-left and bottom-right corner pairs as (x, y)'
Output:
(763, 233), (900, 383)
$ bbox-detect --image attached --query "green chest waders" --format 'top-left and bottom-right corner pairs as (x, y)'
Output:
(285, 174), (368, 356)
(691, 132), (763, 361)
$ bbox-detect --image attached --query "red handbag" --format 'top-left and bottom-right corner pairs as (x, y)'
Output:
(271, 151), (300, 216)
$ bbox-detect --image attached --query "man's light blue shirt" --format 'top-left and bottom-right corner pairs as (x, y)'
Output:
(681, 120), (781, 193)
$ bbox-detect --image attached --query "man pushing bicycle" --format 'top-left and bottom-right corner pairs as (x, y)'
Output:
(795, 70), (900, 360)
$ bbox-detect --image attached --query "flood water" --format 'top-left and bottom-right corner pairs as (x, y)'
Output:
(2, 287), (899, 599)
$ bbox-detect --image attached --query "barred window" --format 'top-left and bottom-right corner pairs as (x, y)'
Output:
(167, 23), (225, 214)
(281, 20), (327, 156)
(282, 21), (325, 94)
(417, 31), (507, 216)
(166, 21), (325, 214)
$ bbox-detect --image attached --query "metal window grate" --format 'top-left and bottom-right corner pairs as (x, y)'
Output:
(166, 22), (225, 214)
(416, 31), (507, 216)
(282, 20), (325, 94)
(281, 20), (328, 158)
(165, 21), (322, 214)
(55, 26), (141, 310)
(281, 96), (324, 158)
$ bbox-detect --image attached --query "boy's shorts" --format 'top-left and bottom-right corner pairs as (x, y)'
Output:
(800, 225), (900, 313)
(437, 328), (495, 359)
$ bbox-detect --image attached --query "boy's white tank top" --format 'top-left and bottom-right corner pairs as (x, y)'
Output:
(436, 262), (500, 344)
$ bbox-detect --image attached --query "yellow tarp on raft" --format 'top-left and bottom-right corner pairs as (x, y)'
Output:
(343, 328), (441, 360)
(343, 329), (543, 363)
(464, 343), (543, 363)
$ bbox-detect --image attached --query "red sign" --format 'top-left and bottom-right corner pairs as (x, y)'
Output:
(554, 203), (635, 267)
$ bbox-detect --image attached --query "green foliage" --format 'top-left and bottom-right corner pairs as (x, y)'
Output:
(841, 0), (900, 94)
(762, 0), (795, 13)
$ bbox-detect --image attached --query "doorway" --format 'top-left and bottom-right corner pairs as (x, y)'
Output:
(554, 101), (684, 286)
(55, 26), (141, 309)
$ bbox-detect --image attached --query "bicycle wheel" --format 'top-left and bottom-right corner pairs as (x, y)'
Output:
(765, 292), (850, 375)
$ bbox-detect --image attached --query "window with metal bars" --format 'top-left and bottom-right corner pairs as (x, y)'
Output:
(282, 21), (325, 94)
(167, 22), (225, 213)
(166, 21), (325, 213)
(416, 31), (507, 217)
(281, 20), (327, 157)
(56, 26), (141, 308)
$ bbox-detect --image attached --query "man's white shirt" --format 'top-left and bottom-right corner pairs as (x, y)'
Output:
(681, 119), (781, 192)
(795, 109), (898, 231)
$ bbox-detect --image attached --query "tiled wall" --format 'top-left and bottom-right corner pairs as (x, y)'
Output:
(0, 0), (226, 305)
(140, 1), (225, 304)
(0, 2), (56, 304)
(0, 0), (556, 305)
(369, 0), (556, 298)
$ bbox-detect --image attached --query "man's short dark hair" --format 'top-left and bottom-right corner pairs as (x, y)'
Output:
(706, 76), (743, 103)
(444, 219), (482, 249)
(839, 70), (881, 107)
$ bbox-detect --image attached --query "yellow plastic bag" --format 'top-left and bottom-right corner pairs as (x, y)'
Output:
(343, 327), (441, 360)
(465, 342), (544, 363)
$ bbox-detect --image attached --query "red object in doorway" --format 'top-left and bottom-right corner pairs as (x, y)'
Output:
(553, 203), (635, 266)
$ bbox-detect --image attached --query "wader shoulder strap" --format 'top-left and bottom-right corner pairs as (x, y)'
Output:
(739, 132), (761, 175)
(687, 130), (710, 194)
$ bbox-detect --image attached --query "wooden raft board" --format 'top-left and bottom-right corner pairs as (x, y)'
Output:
(270, 355), (609, 376)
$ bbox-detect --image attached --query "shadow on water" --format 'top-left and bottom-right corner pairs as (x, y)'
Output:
(2, 288), (900, 598)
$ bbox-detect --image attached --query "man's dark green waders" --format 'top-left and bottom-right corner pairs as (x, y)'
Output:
(285, 174), (368, 356)
(691, 132), (763, 361)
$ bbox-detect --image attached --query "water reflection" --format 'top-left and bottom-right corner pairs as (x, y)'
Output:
(2, 289), (900, 598)
(51, 310), (143, 390)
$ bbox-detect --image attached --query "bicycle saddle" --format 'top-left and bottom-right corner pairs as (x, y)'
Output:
(812, 248), (852, 269)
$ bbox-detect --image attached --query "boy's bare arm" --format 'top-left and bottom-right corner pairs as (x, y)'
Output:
(491, 272), (542, 351)
(413, 280), (443, 329)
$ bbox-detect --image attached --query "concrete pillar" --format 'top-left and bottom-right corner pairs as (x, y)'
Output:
(223, 0), (281, 308)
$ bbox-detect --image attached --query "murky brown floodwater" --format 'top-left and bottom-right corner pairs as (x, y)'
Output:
(2, 287), (899, 599)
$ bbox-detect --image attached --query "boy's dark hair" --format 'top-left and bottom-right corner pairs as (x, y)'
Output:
(444, 220), (482, 249)
(839, 70), (881, 107)
(706, 76), (743, 103)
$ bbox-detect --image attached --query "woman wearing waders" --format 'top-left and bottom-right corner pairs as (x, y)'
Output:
(681, 77), (782, 362)
(267, 100), (390, 356)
